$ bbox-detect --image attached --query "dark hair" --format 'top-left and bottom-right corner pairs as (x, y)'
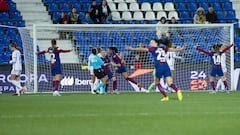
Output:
(51, 39), (57, 45)
(159, 37), (172, 48)
(92, 48), (97, 55)
(109, 47), (118, 53)
(10, 43), (21, 50)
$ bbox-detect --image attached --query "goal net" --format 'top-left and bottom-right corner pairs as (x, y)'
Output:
(19, 24), (234, 93)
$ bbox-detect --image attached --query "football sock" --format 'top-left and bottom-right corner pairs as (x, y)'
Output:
(90, 82), (94, 92)
(216, 79), (222, 90)
(169, 84), (178, 92)
(11, 80), (22, 94)
(210, 81), (215, 90)
(105, 84), (108, 93)
(223, 80), (229, 90)
(52, 81), (56, 90)
(113, 80), (117, 90)
(148, 82), (155, 91)
(54, 80), (60, 91)
(156, 83), (167, 97)
(95, 82), (104, 91)
(126, 77), (137, 84)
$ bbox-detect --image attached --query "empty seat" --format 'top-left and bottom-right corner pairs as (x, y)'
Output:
(164, 2), (175, 11)
(118, 3), (128, 11)
(199, 3), (208, 11)
(180, 11), (190, 19)
(225, 11), (235, 19)
(211, 3), (221, 11)
(176, 3), (187, 11)
(129, 3), (140, 11)
(141, 2), (152, 11)
(71, 3), (81, 11)
(145, 11), (155, 20)
(108, 2), (117, 11)
(168, 11), (179, 19)
(222, 2), (232, 10)
(188, 3), (197, 11)
(133, 12), (144, 20)
(0, 12), (9, 20)
(11, 12), (22, 20)
(153, 2), (163, 11)
(125, 0), (136, 3)
(114, 0), (125, 3)
(122, 11), (132, 20)
(59, 3), (70, 12)
(111, 12), (121, 20)
(156, 11), (167, 20)
(48, 3), (58, 12)
(216, 11), (224, 19)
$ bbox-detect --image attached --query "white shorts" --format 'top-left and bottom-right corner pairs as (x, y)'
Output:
(89, 67), (94, 76)
(11, 70), (21, 76)
(222, 67), (227, 73)
(168, 64), (174, 71)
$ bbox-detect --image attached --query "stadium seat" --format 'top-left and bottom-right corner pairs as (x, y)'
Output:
(114, 0), (125, 2)
(199, 3), (209, 11)
(0, 12), (9, 21)
(211, 3), (221, 11)
(137, 20), (146, 24)
(125, 0), (136, 3)
(168, 11), (179, 20)
(55, 0), (65, 3)
(185, 0), (196, 2)
(153, 2), (163, 11)
(222, 2), (232, 10)
(129, 3), (140, 11)
(173, 0), (184, 2)
(59, 3), (70, 12)
(176, 3), (187, 11)
(145, 11), (156, 20)
(188, 3), (197, 11)
(72, 3), (82, 11)
(52, 12), (60, 22)
(133, 12), (144, 20)
(7, 3), (17, 11)
(156, 11), (167, 20)
(111, 12), (121, 21)
(122, 12), (132, 20)
(114, 20), (124, 24)
(180, 11), (190, 20)
(149, 20), (158, 24)
(225, 11), (235, 19)
(196, 0), (207, 2)
(11, 12), (22, 20)
(164, 2), (175, 11)
(219, 0), (230, 2)
(108, 2), (117, 12)
(118, 3), (128, 11)
(216, 11), (224, 20)
(141, 2), (152, 11)
(125, 20), (135, 24)
(43, 0), (53, 3)
(48, 3), (58, 12)
(16, 21), (25, 27)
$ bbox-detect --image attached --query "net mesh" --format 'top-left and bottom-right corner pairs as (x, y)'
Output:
(20, 24), (232, 93)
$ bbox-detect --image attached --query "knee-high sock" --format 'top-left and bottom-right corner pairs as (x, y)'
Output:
(95, 82), (104, 91)
(54, 80), (60, 91)
(169, 84), (178, 92)
(148, 82), (155, 91)
(113, 80), (117, 90)
(52, 81), (56, 89)
(210, 81), (215, 90)
(90, 82), (94, 92)
(11, 80), (22, 94)
(126, 77), (137, 84)
(105, 84), (108, 92)
(156, 83), (167, 97)
(216, 79), (222, 90)
(223, 80), (229, 90)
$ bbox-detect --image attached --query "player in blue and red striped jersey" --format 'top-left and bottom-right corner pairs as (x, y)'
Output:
(36, 39), (72, 96)
(195, 44), (233, 93)
(99, 48), (117, 93)
(108, 47), (141, 93)
(126, 38), (185, 101)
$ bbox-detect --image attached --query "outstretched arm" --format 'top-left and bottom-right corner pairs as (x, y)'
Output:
(36, 50), (48, 55)
(194, 46), (211, 55)
(168, 46), (187, 52)
(125, 46), (149, 52)
(221, 44), (234, 53)
(58, 49), (72, 53)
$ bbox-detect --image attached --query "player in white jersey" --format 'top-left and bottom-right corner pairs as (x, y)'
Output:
(216, 44), (227, 91)
(9, 43), (24, 96)
(88, 47), (99, 94)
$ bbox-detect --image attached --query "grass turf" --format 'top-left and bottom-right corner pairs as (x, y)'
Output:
(0, 92), (240, 135)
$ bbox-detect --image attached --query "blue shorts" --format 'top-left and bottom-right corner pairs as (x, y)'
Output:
(210, 67), (223, 77)
(51, 66), (62, 76)
(155, 63), (171, 78)
(107, 72), (113, 80)
(116, 65), (127, 74)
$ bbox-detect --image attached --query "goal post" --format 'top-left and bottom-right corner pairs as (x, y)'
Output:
(19, 24), (234, 93)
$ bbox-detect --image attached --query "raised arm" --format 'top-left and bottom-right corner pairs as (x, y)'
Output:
(125, 46), (149, 52)
(36, 50), (48, 55)
(168, 46), (186, 52)
(221, 44), (234, 53)
(58, 49), (72, 53)
(194, 46), (211, 55)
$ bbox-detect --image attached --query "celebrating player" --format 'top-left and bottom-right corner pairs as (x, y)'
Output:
(108, 47), (141, 93)
(216, 44), (227, 91)
(99, 48), (117, 93)
(126, 38), (185, 101)
(89, 48), (107, 94)
(195, 44), (233, 93)
(36, 39), (72, 96)
(9, 43), (25, 96)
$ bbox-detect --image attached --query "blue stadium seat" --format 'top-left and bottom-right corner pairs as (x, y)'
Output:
(16, 21), (25, 27)
(72, 3), (82, 12)
(184, 0), (196, 2)
(82, 3), (90, 12)
(59, 3), (70, 12)
(125, 20), (135, 24)
(7, 3), (17, 11)
(137, 20), (146, 24)
(52, 12), (60, 22)
(211, 3), (221, 11)
(199, 3), (208, 11)
(176, 3), (187, 11)
(188, 3), (197, 11)
(55, 0), (65, 3)
(216, 11), (224, 19)
(0, 12), (9, 20)
(43, 0), (53, 3)
(219, 0), (230, 2)
(115, 21), (124, 24)
(11, 12), (22, 20)
(222, 2), (232, 10)
(48, 3), (58, 12)
(196, 0), (207, 2)
(225, 11), (235, 19)
(149, 20), (158, 24)
(173, 0), (184, 2)
(183, 20), (192, 24)
(180, 11), (190, 20)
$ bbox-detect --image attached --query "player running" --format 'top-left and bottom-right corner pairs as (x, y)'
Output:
(126, 38), (185, 101)
(108, 47), (141, 93)
(195, 44), (233, 93)
(99, 48), (117, 93)
(9, 43), (25, 96)
(36, 39), (72, 96)
(89, 48), (107, 94)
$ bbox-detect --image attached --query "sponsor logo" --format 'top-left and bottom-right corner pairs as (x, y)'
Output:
(60, 76), (91, 87)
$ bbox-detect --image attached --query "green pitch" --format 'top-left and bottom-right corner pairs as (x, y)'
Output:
(0, 92), (240, 135)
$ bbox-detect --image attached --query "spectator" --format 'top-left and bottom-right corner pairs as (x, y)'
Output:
(156, 17), (169, 39)
(98, 0), (111, 23)
(193, 7), (206, 24)
(82, 12), (94, 24)
(58, 12), (68, 24)
(169, 17), (178, 24)
(69, 8), (80, 24)
(0, 0), (8, 12)
(89, 0), (100, 24)
(206, 7), (218, 23)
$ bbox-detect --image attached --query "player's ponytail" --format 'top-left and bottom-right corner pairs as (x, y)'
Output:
(10, 43), (21, 50)
(109, 47), (118, 53)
